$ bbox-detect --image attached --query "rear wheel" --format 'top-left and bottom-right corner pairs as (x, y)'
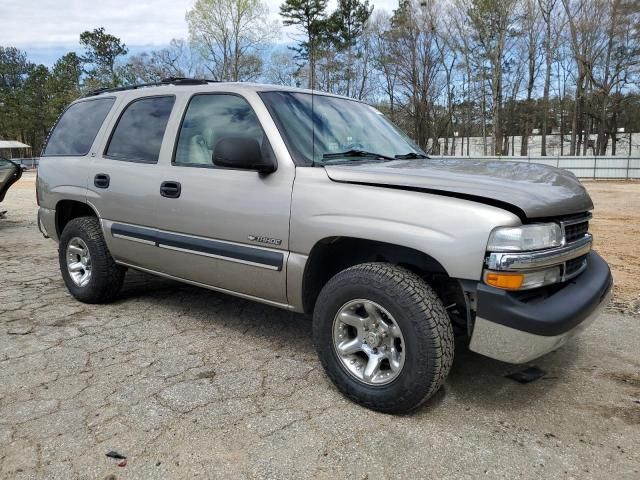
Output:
(58, 216), (125, 303)
(313, 262), (454, 413)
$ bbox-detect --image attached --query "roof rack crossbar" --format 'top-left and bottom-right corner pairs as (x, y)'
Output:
(83, 77), (219, 97)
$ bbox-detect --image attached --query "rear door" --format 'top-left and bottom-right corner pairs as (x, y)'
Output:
(87, 94), (177, 270)
(150, 92), (295, 304)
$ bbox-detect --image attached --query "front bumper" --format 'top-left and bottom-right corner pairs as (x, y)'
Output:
(469, 251), (613, 363)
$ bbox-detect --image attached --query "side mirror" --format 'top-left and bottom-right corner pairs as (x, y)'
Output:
(213, 137), (276, 174)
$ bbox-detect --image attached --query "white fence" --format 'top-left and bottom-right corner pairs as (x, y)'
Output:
(433, 156), (640, 180)
(435, 133), (640, 158)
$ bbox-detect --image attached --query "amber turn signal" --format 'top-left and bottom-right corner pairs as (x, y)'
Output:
(484, 272), (525, 290)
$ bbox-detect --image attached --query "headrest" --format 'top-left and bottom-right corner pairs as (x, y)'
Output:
(202, 127), (216, 150)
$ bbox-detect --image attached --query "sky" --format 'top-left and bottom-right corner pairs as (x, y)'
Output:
(0, 0), (400, 67)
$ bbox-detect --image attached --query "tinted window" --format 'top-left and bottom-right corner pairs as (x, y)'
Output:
(174, 94), (264, 166)
(43, 98), (115, 156)
(106, 96), (175, 163)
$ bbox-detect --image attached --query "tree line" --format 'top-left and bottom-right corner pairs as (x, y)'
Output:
(1, 0), (639, 156)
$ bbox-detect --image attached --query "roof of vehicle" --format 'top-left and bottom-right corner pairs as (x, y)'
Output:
(80, 77), (358, 103)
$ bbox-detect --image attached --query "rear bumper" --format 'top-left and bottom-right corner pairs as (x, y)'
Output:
(469, 251), (613, 363)
(38, 207), (57, 241)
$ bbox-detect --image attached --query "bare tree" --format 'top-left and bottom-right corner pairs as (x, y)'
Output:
(389, 0), (444, 151)
(538, 0), (560, 155)
(264, 48), (304, 86)
(121, 39), (204, 84)
(450, 4), (480, 155)
(434, 13), (459, 155)
(562, 0), (608, 155)
(186, 0), (279, 81)
(463, 0), (518, 155)
(371, 11), (400, 121)
(520, 0), (544, 155)
(590, 0), (640, 155)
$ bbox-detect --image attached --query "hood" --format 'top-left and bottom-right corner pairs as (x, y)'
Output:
(324, 158), (593, 219)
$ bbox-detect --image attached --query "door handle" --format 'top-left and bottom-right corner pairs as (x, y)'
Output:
(160, 181), (181, 198)
(94, 173), (110, 189)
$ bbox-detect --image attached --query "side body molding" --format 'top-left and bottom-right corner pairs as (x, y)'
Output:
(108, 222), (284, 271)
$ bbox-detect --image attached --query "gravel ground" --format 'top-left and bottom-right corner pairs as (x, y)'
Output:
(584, 181), (640, 315)
(1, 173), (639, 479)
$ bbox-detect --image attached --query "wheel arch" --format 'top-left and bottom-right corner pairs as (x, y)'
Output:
(55, 199), (99, 238)
(301, 236), (462, 315)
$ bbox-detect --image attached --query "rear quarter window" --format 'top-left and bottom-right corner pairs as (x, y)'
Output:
(43, 97), (115, 156)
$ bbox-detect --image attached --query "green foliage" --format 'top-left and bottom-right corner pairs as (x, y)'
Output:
(328, 0), (372, 51)
(280, 0), (328, 32)
(0, 47), (37, 150)
(0, 28), (128, 153)
(49, 53), (83, 113)
(280, 0), (329, 86)
(80, 27), (128, 88)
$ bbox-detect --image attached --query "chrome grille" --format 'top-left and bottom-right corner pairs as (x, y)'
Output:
(560, 214), (591, 244)
(564, 221), (589, 243)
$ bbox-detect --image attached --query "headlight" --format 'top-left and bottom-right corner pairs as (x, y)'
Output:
(487, 223), (562, 252)
(484, 266), (561, 290)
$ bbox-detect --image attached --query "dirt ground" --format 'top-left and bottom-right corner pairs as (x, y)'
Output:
(1, 173), (638, 479)
(584, 181), (640, 314)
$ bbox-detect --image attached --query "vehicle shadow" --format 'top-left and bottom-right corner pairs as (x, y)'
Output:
(116, 269), (580, 414)
(116, 268), (312, 342)
(425, 337), (582, 413)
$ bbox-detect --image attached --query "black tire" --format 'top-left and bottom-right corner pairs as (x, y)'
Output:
(58, 216), (125, 304)
(313, 262), (454, 413)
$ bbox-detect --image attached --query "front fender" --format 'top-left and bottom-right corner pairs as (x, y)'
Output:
(290, 168), (521, 281)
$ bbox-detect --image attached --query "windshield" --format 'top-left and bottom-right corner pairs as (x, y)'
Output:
(260, 91), (425, 166)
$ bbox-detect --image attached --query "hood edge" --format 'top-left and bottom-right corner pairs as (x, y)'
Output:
(330, 179), (530, 222)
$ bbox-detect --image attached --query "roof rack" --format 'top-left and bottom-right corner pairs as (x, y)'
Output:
(83, 77), (219, 97)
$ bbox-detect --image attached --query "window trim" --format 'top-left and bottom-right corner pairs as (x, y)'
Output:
(103, 94), (176, 164)
(171, 92), (276, 171)
(41, 96), (116, 157)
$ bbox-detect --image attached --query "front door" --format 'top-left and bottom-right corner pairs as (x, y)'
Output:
(151, 93), (294, 304)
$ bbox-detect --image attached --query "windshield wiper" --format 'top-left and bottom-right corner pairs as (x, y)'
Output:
(394, 152), (429, 159)
(322, 149), (396, 161)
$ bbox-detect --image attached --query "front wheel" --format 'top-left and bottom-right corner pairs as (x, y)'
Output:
(58, 216), (126, 304)
(313, 263), (454, 413)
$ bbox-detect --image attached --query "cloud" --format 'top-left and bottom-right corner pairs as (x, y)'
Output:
(0, 0), (194, 48)
(1, 0), (400, 51)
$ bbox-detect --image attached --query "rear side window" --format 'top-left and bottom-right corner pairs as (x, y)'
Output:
(43, 98), (115, 156)
(105, 96), (175, 163)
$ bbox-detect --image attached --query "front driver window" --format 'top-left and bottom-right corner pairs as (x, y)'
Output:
(174, 94), (265, 167)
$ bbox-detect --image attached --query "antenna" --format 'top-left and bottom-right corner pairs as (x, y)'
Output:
(311, 83), (315, 166)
